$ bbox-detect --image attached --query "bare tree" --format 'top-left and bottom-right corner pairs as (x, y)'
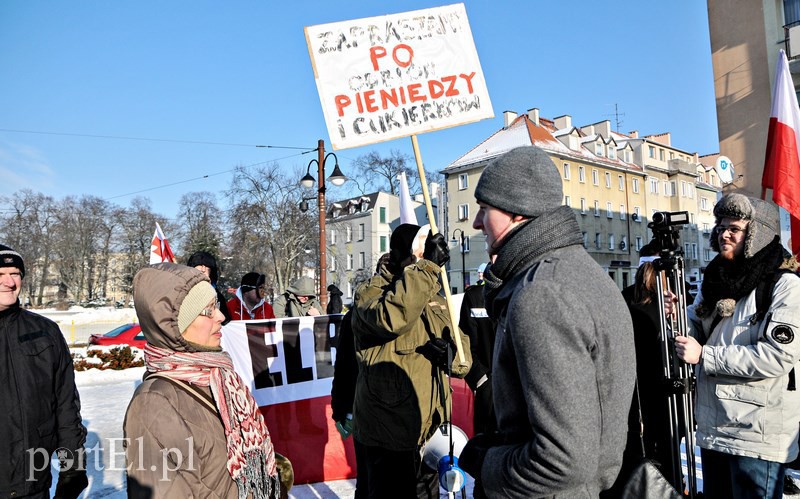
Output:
(117, 197), (162, 301)
(176, 191), (224, 259)
(348, 149), (442, 197)
(226, 163), (317, 294)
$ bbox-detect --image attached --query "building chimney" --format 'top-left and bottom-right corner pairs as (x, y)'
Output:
(503, 110), (518, 128)
(629, 130), (639, 138)
(527, 108), (540, 126)
(553, 115), (572, 130)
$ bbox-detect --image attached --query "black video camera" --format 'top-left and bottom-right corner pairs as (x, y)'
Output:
(648, 211), (689, 256)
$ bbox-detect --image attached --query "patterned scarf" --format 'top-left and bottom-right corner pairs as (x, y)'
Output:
(145, 345), (279, 499)
(483, 205), (583, 317)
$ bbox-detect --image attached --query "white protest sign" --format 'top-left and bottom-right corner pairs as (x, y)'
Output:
(305, 3), (494, 150)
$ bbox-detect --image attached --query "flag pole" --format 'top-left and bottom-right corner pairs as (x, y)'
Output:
(410, 134), (467, 366)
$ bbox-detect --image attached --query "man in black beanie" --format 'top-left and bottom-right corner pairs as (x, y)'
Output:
(0, 244), (88, 498)
(350, 224), (472, 498)
(187, 251), (233, 324)
(458, 146), (636, 497)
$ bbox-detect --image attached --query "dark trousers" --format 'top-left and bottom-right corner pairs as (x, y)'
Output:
(701, 447), (786, 499)
(356, 439), (438, 499)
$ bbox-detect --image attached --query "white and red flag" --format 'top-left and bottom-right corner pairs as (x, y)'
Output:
(149, 222), (176, 264)
(762, 49), (800, 255)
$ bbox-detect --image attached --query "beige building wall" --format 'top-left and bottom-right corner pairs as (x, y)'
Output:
(707, 0), (787, 197)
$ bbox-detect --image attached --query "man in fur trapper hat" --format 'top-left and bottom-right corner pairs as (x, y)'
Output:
(674, 192), (800, 498)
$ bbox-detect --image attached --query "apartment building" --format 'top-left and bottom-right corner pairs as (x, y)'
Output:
(441, 108), (722, 290)
(325, 191), (427, 304)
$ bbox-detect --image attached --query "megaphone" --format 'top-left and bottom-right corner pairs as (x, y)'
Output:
(422, 423), (468, 492)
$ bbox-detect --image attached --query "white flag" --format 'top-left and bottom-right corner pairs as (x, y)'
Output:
(398, 172), (418, 225)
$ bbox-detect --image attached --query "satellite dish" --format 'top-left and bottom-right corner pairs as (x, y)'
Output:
(716, 156), (735, 184)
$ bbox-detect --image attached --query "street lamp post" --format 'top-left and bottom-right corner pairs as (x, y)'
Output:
(299, 139), (347, 310)
(451, 228), (467, 292)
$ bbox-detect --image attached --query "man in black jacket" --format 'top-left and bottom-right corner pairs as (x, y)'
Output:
(0, 244), (87, 498)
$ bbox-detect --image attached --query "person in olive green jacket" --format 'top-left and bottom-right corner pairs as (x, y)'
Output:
(351, 224), (472, 499)
(273, 276), (323, 318)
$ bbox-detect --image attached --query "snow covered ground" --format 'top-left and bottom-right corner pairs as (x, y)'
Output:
(33, 307), (800, 498)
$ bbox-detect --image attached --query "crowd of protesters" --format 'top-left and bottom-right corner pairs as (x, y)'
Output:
(4, 144), (800, 498)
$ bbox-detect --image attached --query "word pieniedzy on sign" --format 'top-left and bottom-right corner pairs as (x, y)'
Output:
(305, 3), (493, 150)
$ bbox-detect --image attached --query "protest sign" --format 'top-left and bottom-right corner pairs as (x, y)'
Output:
(222, 314), (474, 484)
(305, 3), (494, 150)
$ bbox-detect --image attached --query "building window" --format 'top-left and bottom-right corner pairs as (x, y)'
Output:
(608, 234), (615, 251)
(346, 282), (352, 299)
(380, 235), (387, 253)
(636, 236), (643, 251)
(704, 248), (712, 261)
(330, 229), (337, 245)
(564, 195), (571, 207)
(595, 142), (604, 156)
(379, 206), (386, 224)
(692, 243), (698, 259)
(458, 173), (468, 190)
(684, 243), (690, 257)
(605, 172), (611, 188)
(458, 203), (469, 221)
(346, 226), (352, 242)
(659, 149), (665, 161)
(620, 205), (626, 220)
(648, 145), (655, 158)
(595, 233), (601, 249)
(563, 162), (571, 179)
(582, 232), (588, 248)
(632, 178), (640, 193)
(664, 181), (673, 197)
(594, 200), (600, 217)
(606, 202), (613, 218)
(592, 169), (599, 185)
(608, 147), (616, 160)
(634, 206), (642, 222)
(580, 198), (587, 214)
(359, 252), (366, 269)
(331, 258), (337, 272)
(621, 235), (628, 250)
(358, 223), (365, 241)
(618, 175), (624, 190)
(624, 150), (632, 163)
(649, 177), (659, 194)
(579, 166), (586, 183)
(463, 236), (471, 253)
(669, 151), (675, 160)
(347, 254), (353, 270)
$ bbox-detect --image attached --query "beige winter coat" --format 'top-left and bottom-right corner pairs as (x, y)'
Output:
(124, 264), (240, 498)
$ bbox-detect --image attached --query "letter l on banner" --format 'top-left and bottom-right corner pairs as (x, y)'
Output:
(762, 49), (800, 255)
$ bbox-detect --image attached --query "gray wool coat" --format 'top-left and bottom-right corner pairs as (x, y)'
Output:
(482, 245), (636, 498)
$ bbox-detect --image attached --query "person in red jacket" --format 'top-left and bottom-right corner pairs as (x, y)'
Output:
(226, 272), (275, 320)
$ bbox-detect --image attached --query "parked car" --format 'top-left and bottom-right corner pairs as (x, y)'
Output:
(88, 324), (146, 349)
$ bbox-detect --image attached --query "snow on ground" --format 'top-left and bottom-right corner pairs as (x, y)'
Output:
(31, 307), (799, 497)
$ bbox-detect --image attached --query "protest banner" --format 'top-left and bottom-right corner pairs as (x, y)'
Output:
(222, 314), (474, 484)
(305, 3), (494, 150)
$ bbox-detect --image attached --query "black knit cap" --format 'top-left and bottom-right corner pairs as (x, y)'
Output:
(240, 272), (265, 289)
(390, 223), (421, 265)
(0, 244), (24, 278)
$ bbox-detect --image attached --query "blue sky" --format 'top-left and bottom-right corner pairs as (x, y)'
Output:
(0, 1), (718, 222)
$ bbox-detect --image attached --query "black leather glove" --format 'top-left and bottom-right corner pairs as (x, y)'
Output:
(459, 432), (505, 480)
(423, 231), (450, 266)
(417, 337), (453, 370)
(54, 469), (88, 499)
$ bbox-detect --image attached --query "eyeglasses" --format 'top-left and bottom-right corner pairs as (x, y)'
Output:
(198, 300), (219, 318)
(718, 225), (746, 236)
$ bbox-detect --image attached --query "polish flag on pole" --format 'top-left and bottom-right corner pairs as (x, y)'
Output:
(762, 49), (800, 255)
(149, 222), (176, 264)
(397, 171), (418, 225)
